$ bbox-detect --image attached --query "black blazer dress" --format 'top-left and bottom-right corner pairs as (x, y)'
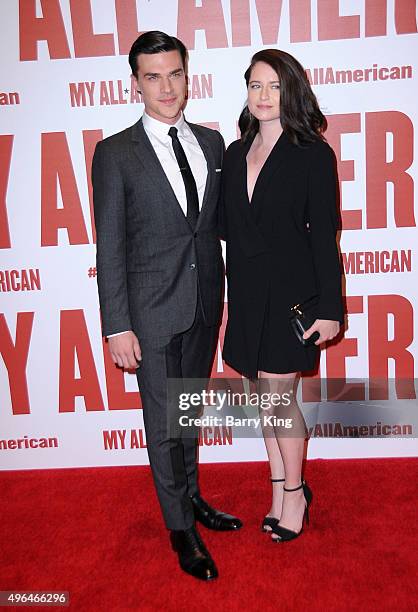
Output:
(221, 131), (344, 378)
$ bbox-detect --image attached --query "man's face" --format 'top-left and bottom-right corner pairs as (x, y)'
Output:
(132, 50), (186, 124)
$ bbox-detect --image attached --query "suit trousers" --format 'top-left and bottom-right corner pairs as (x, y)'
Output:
(136, 300), (219, 530)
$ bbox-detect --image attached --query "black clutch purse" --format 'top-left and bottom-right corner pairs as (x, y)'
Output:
(289, 296), (320, 346)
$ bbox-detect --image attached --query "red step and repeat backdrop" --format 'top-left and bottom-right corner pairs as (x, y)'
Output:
(1, 0), (417, 469)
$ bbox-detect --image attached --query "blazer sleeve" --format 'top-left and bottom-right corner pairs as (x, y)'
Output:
(307, 142), (344, 323)
(92, 140), (132, 337)
(218, 178), (227, 242)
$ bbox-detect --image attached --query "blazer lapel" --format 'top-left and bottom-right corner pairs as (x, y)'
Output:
(228, 138), (269, 257)
(250, 131), (291, 210)
(228, 132), (293, 258)
(131, 118), (190, 228)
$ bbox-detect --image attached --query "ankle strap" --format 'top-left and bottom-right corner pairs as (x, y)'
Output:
(270, 478), (285, 483)
(284, 482), (303, 492)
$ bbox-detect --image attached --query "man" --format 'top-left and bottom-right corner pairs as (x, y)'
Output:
(92, 31), (242, 581)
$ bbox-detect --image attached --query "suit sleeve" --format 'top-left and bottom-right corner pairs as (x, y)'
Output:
(307, 142), (344, 323)
(92, 141), (132, 337)
(218, 135), (229, 242)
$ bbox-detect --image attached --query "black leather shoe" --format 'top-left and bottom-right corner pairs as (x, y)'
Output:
(170, 526), (218, 581)
(191, 494), (243, 531)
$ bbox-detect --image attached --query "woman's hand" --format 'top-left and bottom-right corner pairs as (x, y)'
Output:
(303, 319), (340, 346)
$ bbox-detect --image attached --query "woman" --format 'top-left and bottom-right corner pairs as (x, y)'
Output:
(221, 49), (344, 542)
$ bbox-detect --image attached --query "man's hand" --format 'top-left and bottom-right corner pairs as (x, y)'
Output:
(108, 331), (141, 369)
(303, 319), (340, 346)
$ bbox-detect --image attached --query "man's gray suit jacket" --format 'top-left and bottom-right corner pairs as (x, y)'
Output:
(92, 117), (225, 339)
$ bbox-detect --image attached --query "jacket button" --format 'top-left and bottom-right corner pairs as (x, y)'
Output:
(189, 263), (196, 269)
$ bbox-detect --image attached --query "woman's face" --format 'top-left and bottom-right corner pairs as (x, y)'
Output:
(247, 61), (281, 123)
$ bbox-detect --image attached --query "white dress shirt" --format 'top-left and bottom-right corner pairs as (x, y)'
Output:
(142, 111), (207, 213)
(108, 112), (208, 338)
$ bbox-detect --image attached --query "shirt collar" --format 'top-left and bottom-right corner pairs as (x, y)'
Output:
(142, 111), (186, 139)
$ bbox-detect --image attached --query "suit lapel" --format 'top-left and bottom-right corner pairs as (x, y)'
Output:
(187, 122), (215, 230)
(131, 118), (190, 228)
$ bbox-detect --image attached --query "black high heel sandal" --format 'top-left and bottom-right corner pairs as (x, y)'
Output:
(261, 478), (285, 532)
(271, 480), (313, 542)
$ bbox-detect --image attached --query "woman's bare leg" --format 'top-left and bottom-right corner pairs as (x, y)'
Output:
(261, 432), (285, 525)
(258, 370), (308, 538)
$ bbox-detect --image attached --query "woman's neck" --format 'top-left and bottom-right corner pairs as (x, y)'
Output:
(257, 118), (283, 148)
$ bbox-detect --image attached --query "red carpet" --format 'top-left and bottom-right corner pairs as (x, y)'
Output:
(1, 458), (417, 611)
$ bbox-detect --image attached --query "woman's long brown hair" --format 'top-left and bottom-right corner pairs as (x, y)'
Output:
(239, 49), (327, 146)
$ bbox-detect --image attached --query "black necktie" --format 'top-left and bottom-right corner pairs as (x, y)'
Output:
(168, 126), (200, 228)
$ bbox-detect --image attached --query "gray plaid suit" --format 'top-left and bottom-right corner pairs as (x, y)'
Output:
(92, 117), (225, 529)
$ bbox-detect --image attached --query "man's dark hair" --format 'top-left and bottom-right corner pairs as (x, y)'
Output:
(239, 48), (327, 146)
(129, 31), (187, 77)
